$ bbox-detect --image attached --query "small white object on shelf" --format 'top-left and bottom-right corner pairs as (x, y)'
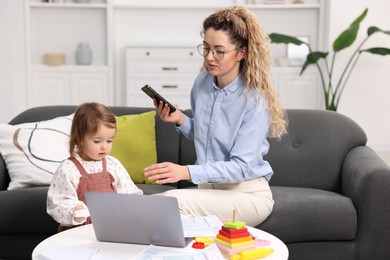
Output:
(76, 42), (92, 65)
(264, 0), (286, 4)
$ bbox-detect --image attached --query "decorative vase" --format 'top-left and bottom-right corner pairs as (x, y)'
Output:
(76, 42), (92, 65)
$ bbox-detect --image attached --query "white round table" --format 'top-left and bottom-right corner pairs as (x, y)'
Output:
(32, 224), (288, 259)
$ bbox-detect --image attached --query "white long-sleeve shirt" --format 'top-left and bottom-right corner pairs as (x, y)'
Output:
(47, 154), (142, 226)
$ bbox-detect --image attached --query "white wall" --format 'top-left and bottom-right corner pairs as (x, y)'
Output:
(329, 0), (390, 152)
(0, 0), (27, 123)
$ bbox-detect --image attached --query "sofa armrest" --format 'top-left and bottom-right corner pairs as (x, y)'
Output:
(0, 155), (9, 191)
(342, 146), (390, 259)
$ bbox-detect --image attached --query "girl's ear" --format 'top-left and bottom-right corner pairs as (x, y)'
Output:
(77, 143), (83, 152)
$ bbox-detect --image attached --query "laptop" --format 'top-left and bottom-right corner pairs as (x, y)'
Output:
(85, 192), (188, 247)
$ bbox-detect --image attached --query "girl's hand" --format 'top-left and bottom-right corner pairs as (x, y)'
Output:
(144, 162), (191, 184)
(153, 99), (184, 126)
(73, 204), (88, 223)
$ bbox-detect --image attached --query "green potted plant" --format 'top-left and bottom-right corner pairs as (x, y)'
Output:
(269, 8), (390, 111)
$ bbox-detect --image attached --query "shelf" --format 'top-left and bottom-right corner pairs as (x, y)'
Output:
(245, 4), (320, 9)
(29, 3), (107, 9)
(27, 3), (108, 66)
(30, 64), (110, 72)
(113, 3), (320, 10)
(272, 66), (315, 73)
(113, 3), (230, 9)
(24, 0), (325, 108)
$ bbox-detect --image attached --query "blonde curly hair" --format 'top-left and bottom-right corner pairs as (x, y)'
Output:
(202, 6), (287, 138)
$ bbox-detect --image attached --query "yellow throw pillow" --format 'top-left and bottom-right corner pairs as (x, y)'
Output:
(110, 111), (157, 184)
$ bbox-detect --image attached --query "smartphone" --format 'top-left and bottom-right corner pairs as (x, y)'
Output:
(141, 85), (176, 114)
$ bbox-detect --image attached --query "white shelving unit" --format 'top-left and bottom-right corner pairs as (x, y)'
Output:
(24, 0), (113, 107)
(116, 0), (326, 109)
(24, 0), (327, 109)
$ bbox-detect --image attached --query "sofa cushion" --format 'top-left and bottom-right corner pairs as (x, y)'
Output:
(0, 114), (73, 190)
(266, 110), (367, 192)
(3, 106), (183, 190)
(110, 111), (157, 184)
(107, 107), (181, 167)
(258, 186), (357, 243)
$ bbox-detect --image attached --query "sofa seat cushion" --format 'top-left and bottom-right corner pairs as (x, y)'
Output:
(0, 187), (58, 234)
(0, 184), (179, 234)
(258, 186), (357, 243)
(136, 183), (178, 195)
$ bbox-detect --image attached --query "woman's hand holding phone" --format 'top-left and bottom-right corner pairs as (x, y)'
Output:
(141, 85), (183, 125)
(153, 98), (184, 126)
(141, 85), (176, 113)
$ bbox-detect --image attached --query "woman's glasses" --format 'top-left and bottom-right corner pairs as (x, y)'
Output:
(197, 44), (238, 61)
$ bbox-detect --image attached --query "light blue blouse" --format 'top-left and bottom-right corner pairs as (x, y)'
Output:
(177, 71), (273, 184)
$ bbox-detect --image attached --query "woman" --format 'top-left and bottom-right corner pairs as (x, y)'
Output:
(144, 6), (287, 227)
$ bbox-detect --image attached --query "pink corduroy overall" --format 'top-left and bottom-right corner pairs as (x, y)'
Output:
(58, 157), (116, 232)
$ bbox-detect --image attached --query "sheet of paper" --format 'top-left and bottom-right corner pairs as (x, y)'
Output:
(36, 246), (98, 260)
(181, 215), (223, 237)
(131, 243), (224, 260)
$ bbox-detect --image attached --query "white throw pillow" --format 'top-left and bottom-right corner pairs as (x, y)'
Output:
(0, 114), (73, 190)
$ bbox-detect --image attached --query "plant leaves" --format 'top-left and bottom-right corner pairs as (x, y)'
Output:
(300, 52), (328, 75)
(351, 8), (368, 26)
(267, 8), (390, 111)
(359, 47), (390, 55)
(269, 33), (306, 45)
(368, 26), (381, 36)
(333, 8), (368, 52)
(367, 26), (390, 36)
(333, 24), (360, 52)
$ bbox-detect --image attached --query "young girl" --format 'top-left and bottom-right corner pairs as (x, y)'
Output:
(144, 6), (287, 227)
(47, 102), (142, 231)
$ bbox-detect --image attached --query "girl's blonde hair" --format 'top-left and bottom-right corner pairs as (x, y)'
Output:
(202, 6), (287, 138)
(69, 102), (116, 156)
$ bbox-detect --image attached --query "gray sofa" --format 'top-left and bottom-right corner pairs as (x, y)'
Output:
(1, 106), (390, 260)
